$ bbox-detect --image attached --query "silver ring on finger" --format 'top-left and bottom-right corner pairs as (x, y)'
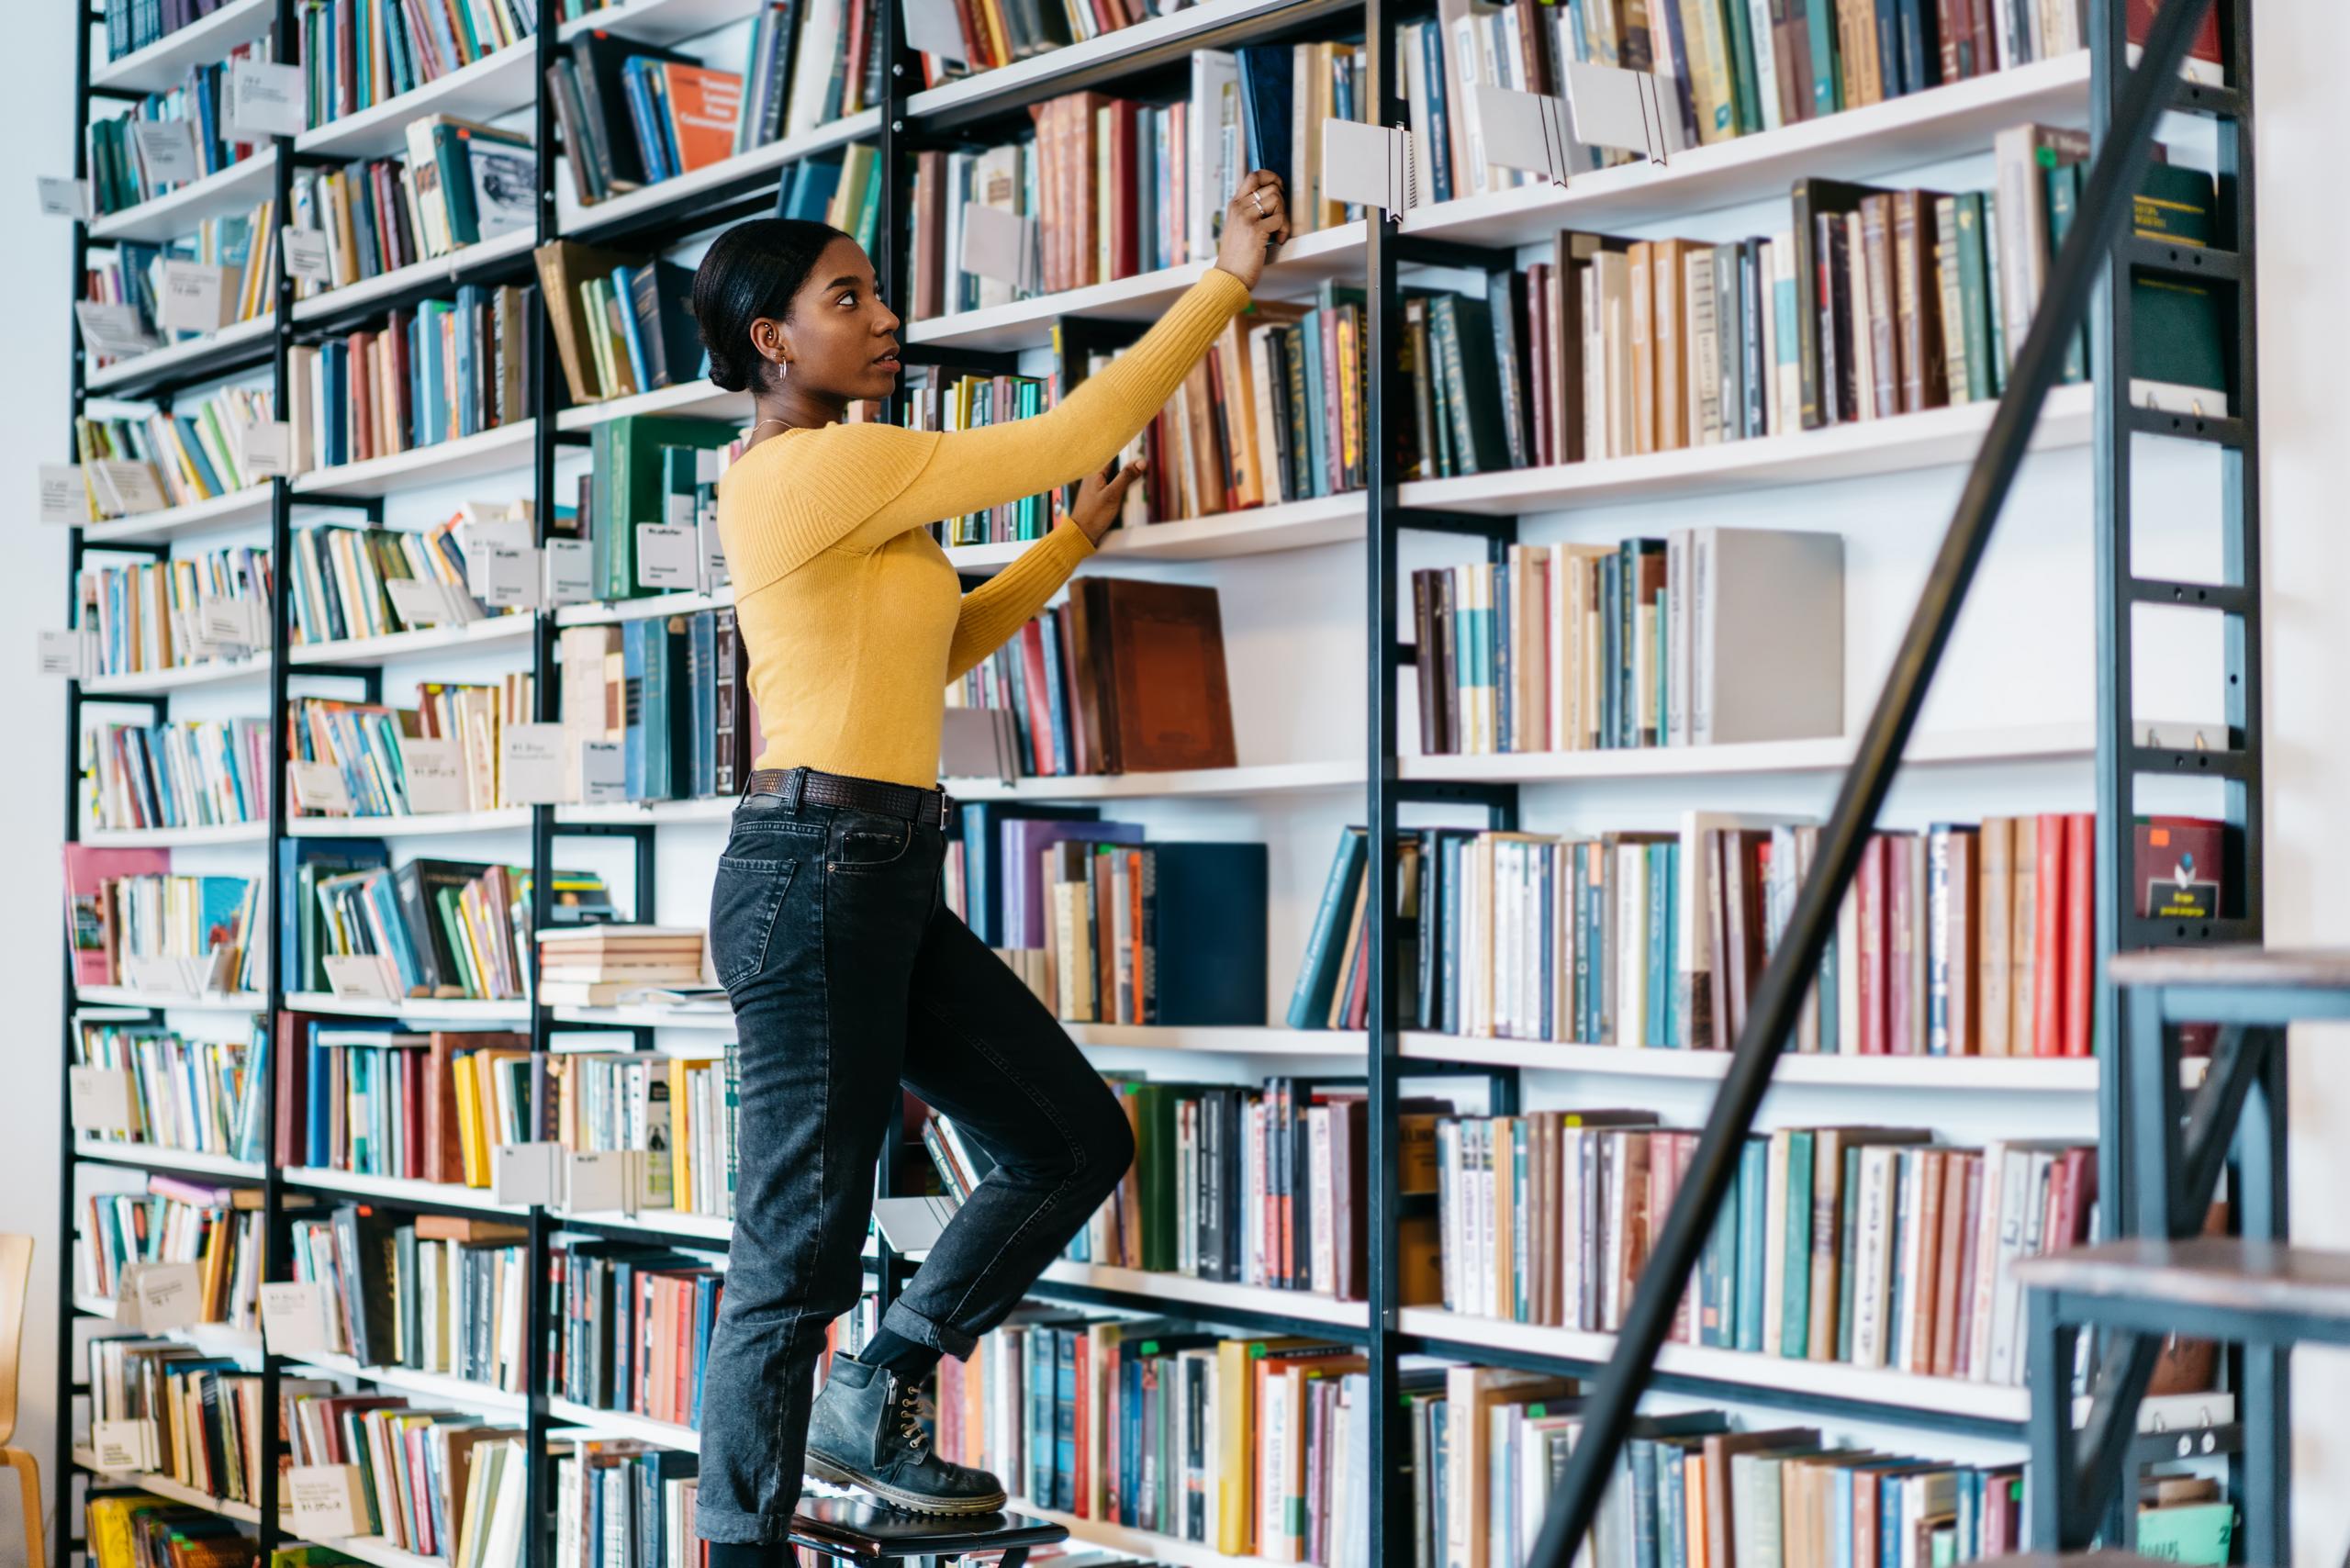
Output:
(1251, 190), (1266, 216)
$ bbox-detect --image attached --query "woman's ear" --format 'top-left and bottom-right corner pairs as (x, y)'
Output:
(749, 316), (791, 378)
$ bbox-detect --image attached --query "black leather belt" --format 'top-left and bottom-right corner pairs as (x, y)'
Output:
(743, 767), (953, 829)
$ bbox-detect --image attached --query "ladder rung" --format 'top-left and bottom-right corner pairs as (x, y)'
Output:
(2127, 406), (2247, 446)
(2017, 1237), (2350, 1338)
(2118, 236), (2243, 283)
(2167, 79), (2247, 120)
(2125, 744), (2252, 780)
(2125, 577), (2251, 614)
(2117, 914), (2261, 950)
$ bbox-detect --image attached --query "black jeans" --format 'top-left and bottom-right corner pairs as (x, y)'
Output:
(694, 774), (1136, 1545)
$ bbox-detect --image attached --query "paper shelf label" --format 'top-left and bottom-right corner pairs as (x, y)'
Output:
(38, 464), (84, 525)
(634, 523), (696, 590)
(90, 1419), (157, 1473)
(67, 1065), (134, 1135)
(121, 1260), (202, 1333)
(322, 953), (398, 1001)
(259, 1280), (332, 1355)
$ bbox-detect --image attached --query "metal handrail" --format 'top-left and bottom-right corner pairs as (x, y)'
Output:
(1524, 0), (2221, 1559)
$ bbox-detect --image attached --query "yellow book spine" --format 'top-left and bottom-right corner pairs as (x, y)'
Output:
(668, 1057), (693, 1212)
(453, 1049), (487, 1186)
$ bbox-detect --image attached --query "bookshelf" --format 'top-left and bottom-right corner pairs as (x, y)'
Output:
(50, 2), (2261, 1567)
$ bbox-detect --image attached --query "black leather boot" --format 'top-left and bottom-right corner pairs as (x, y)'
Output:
(803, 1357), (1008, 1515)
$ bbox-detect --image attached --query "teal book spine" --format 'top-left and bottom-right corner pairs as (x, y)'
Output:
(1646, 845), (1671, 1047)
(1734, 1136), (1768, 1351)
(1836, 1145), (1863, 1362)
(1780, 1129), (1814, 1356)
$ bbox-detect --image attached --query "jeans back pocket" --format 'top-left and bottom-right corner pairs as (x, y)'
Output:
(710, 856), (799, 990)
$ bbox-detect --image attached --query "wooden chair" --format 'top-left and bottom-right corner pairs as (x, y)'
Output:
(0, 1236), (42, 1568)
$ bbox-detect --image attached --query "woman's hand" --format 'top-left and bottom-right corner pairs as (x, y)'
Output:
(1214, 170), (1290, 292)
(1069, 458), (1146, 545)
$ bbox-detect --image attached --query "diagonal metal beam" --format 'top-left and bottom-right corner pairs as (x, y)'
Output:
(1523, 1), (2220, 1559)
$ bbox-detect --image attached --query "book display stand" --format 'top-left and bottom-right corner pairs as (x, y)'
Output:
(50, 0), (2265, 1563)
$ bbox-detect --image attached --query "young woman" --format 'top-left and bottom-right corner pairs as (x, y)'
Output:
(687, 168), (1292, 1561)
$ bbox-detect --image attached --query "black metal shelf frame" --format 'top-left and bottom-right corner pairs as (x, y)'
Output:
(50, 0), (2263, 1564)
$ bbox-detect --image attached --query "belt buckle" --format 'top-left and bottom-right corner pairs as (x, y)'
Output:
(935, 790), (956, 831)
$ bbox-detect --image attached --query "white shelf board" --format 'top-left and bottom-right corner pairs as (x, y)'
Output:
(1033, 1260), (1368, 1327)
(947, 493), (1367, 575)
(1396, 1034), (2098, 1091)
(946, 758), (1365, 802)
(553, 1002), (736, 1029)
(281, 992), (532, 1024)
(290, 228), (538, 321)
(1398, 722), (2096, 786)
(82, 820), (268, 848)
(1404, 52), (2096, 248)
(553, 1204), (737, 1241)
(73, 1448), (263, 1522)
(291, 1349), (530, 1413)
(1033, 1508), (1292, 1568)
(73, 1294), (264, 1360)
(80, 655), (264, 697)
(557, 108), (882, 237)
(1404, 383), (2098, 515)
(554, 797), (733, 826)
(904, 222), (1364, 353)
(547, 1395), (701, 1450)
(1069, 1024), (1366, 1057)
(73, 1137), (265, 1181)
(73, 986), (265, 1015)
(296, 42), (540, 160)
(84, 314), (277, 393)
(93, 0), (277, 92)
(288, 611), (536, 667)
(288, 807), (535, 838)
(554, 587), (735, 627)
(292, 1534), (442, 1568)
(281, 1166), (533, 1215)
(88, 150), (276, 245)
(292, 419), (538, 497)
(83, 483), (275, 547)
(904, 0), (1316, 120)
(555, 375), (749, 433)
(558, 0), (762, 41)
(1397, 1306), (2031, 1424)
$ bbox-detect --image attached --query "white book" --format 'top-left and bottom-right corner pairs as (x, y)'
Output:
(1438, 1120), (1461, 1309)
(1746, 0), (1782, 131)
(1559, 1127), (1585, 1330)
(1852, 1144), (1897, 1367)
(1966, 1142), (2009, 1378)
(1688, 527), (1844, 746)
(1894, 1148), (1931, 1372)
(1771, 232), (1801, 434)
(782, 0), (844, 136)
(1307, 1105), (1336, 1294)
(1684, 253), (1721, 444)
(1614, 842), (1648, 1047)
(1846, 211), (1874, 420)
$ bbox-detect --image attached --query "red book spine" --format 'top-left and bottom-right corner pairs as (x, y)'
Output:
(1071, 1333), (1091, 1515)
(2063, 811), (2095, 1056)
(1857, 835), (1885, 1055)
(402, 1055), (425, 1180)
(1018, 622), (1052, 774)
(1103, 1340), (1121, 1520)
(1886, 836), (1913, 1054)
(2033, 812), (2066, 1057)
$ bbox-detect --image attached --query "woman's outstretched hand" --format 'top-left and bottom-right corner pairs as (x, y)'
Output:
(1215, 170), (1290, 291)
(1069, 457), (1147, 544)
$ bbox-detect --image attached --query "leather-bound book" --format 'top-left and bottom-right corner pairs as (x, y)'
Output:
(1069, 577), (1237, 773)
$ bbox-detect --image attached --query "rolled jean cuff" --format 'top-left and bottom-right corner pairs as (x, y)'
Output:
(694, 1499), (802, 1546)
(880, 1295), (978, 1361)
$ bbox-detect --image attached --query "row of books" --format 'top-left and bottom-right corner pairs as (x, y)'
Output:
(63, 847), (264, 993)
(907, 0), (1155, 84)
(73, 545), (274, 679)
(287, 286), (538, 472)
(300, 0), (532, 127)
(285, 116), (535, 296)
(82, 716), (269, 834)
(535, 245), (708, 406)
(1430, 1112), (2095, 1387)
(282, 1021), (530, 1184)
(101, 0), (244, 62)
(84, 224), (276, 365)
(73, 388), (281, 519)
(1288, 809), (2117, 1058)
(944, 577), (1238, 777)
(87, 37), (273, 214)
(77, 1180), (262, 1323)
(546, 0), (881, 207)
(289, 1203), (532, 1389)
(287, 514), (513, 646)
(1411, 531), (1844, 756)
(73, 1023), (265, 1162)
(290, 682), (533, 818)
(280, 1388), (528, 1562)
(554, 611), (755, 804)
(554, 1439), (702, 1568)
(1021, 839), (1268, 1026)
(86, 1335), (273, 1506)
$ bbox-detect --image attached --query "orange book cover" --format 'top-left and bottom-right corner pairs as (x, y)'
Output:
(659, 64), (745, 174)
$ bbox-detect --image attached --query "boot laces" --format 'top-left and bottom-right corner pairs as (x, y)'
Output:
(890, 1376), (926, 1450)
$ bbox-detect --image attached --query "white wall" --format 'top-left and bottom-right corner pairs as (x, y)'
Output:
(0, 2), (80, 1561)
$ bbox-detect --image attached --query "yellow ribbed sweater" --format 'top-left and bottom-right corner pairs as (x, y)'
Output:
(716, 267), (1253, 788)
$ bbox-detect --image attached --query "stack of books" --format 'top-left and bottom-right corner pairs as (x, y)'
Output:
(299, 0), (532, 125)
(281, 1019), (530, 1184)
(285, 285), (537, 469)
(81, 716), (269, 834)
(74, 545), (274, 679)
(1411, 530), (1845, 756)
(290, 685), (532, 818)
(62, 846), (263, 993)
(285, 117), (535, 297)
(536, 925), (709, 1006)
(86, 40), (274, 214)
(73, 1022), (265, 1162)
(576, 414), (739, 600)
(288, 1203), (532, 1388)
(283, 1388), (527, 1562)
(285, 517), (509, 646)
(75, 1177), (262, 1323)
(74, 388), (280, 515)
(554, 613), (754, 804)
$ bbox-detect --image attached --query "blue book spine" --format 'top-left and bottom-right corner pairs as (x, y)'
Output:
(1418, 23), (1454, 203)
(1054, 1329), (1078, 1512)
(1493, 559), (1511, 752)
(1629, 1440), (1660, 1568)
(1298, 308), (1327, 494)
(1440, 834), (1463, 1035)
(1734, 1136), (1767, 1351)
(689, 611), (716, 799)
(621, 620), (648, 800)
(1646, 845), (1670, 1047)
(611, 265), (655, 394)
(1037, 611), (1070, 776)
(305, 1026), (331, 1168)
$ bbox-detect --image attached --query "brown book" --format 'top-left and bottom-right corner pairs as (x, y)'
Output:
(1071, 577), (1238, 773)
(1807, 1126), (1931, 1361)
(1859, 194), (1899, 420)
(1905, 1148), (1944, 1372)
(1941, 827), (1980, 1055)
(1978, 817), (2015, 1056)
(2009, 815), (2040, 1053)
(910, 150), (946, 321)
(1396, 1213), (1444, 1305)
(414, 1215), (529, 1245)
(1950, 1149), (1985, 1375)
(1892, 190), (1950, 412)
(530, 241), (643, 405)
(1651, 239), (1696, 451)
(1628, 241), (1657, 454)
(1774, 0), (1812, 126)
(1836, 0), (1882, 106)
(1930, 1147), (1973, 1376)
(1703, 1428), (1821, 1568)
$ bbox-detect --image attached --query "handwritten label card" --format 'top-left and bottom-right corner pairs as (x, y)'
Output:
(67, 1065), (134, 1134)
(122, 1260), (202, 1332)
(260, 1281), (332, 1356)
(131, 118), (202, 186)
(90, 1419), (156, 1473)
(283, 226), (331, 284)
(226, 60), (308, 140)
(288, 1464), (369, 1539)
(38, 176), (92, 220)
(396, 735), (468, 815)
(634, 523), (696, 590)
(322, 953), (397, 1001)
(39, 465), (85, 524)
(579, 740), (626, 804)
(289, 759), (352, 814)
(157, 260), (232, 334)
(499, 723), (569, 805)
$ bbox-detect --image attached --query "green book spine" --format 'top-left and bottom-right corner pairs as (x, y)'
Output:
(2045, 164), (2087, 384)
(1733, 1136), (1767, 1351)
(1953, 193), (1995, 405)
(1780, 1129), (1813, 1356)
(1718, 0), (1762, 135)
(1836, 1145), (1862, 1361)
(1804, 0), (1840, 115)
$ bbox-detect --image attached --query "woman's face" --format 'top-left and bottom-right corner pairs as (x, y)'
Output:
(767, 235), (901, 402)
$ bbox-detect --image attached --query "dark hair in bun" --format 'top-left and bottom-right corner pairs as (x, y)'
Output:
(692, 218), (851, 394)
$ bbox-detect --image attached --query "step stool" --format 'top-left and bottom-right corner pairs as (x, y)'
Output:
(2012, 946), (2340, 1565)
(785, 1494), (1069, 1567)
